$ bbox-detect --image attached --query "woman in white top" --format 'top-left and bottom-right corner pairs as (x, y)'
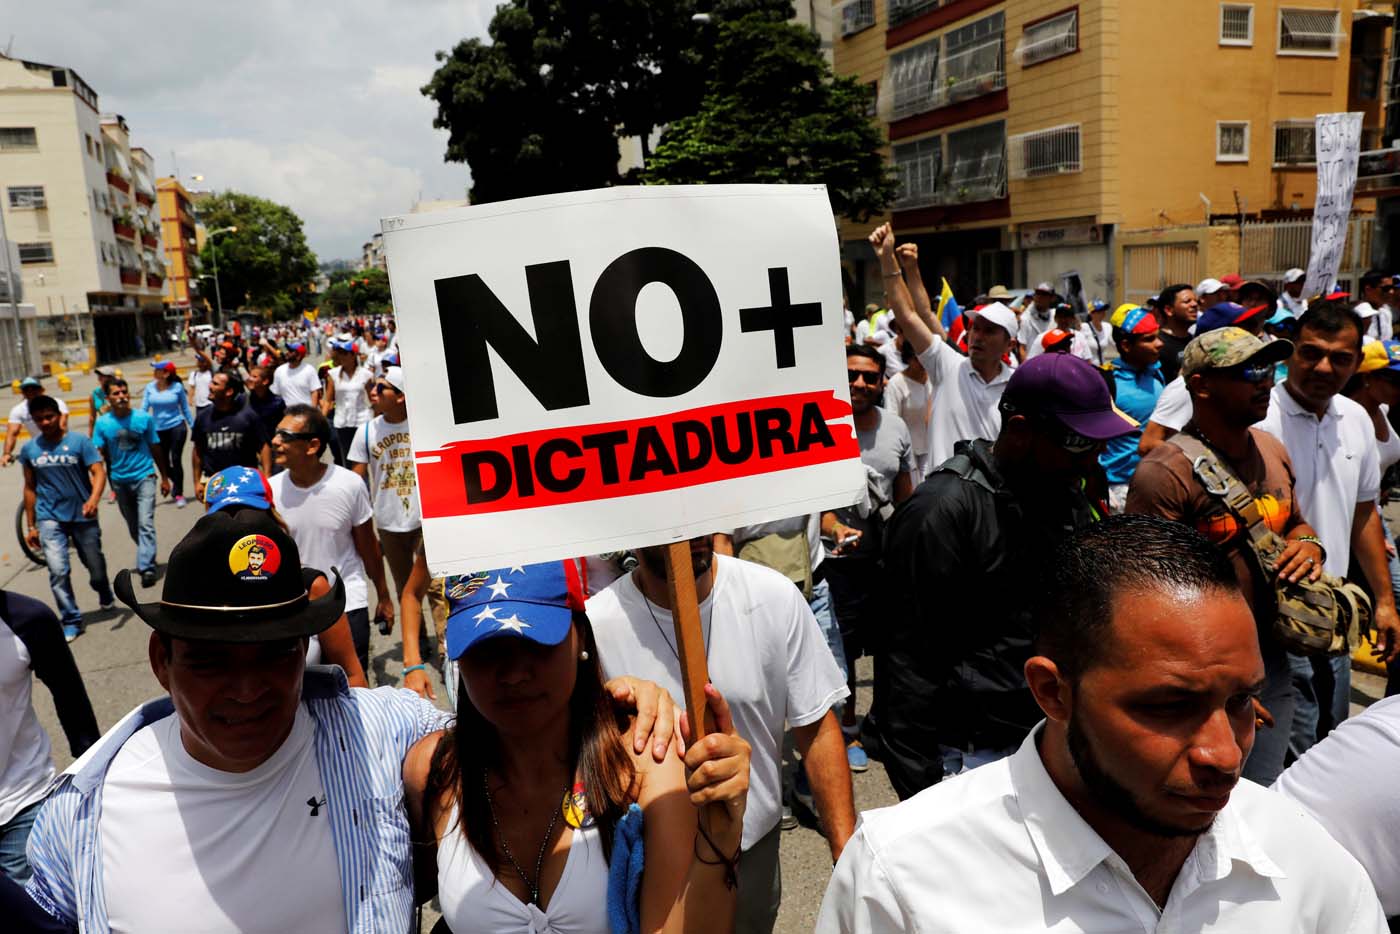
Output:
(322, 338), (373, 459)
(404, 560), (751, 934)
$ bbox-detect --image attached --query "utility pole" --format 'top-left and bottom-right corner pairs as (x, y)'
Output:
(0, 204), (26, 378)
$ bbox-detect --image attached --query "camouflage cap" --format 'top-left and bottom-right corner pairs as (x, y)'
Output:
(1180, 327), (1294, 378)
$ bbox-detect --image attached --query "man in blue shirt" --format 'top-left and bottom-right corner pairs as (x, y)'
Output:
(93, 378), (170, 590)
(1101, 305), (1165, 513)
(20, 395), (112, 641)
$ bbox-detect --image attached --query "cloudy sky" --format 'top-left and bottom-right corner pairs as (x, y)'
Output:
(10, 1), (493, 261)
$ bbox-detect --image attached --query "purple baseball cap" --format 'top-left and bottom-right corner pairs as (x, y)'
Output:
(999, 354), (1138, 440)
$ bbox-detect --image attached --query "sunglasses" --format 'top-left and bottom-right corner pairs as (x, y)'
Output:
(274, 428), (317, 442)
(1219, 362), (1277, 383)
(372, 382), (397, 394)
(847, 369), (882, 386)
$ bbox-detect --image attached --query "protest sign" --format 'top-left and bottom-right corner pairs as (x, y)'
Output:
(382, 184), (864, 573)
(1302, 112), (1364, 298)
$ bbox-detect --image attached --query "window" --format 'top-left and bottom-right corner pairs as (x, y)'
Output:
(1273, 120), (1316, 166)
(946, 121), (1006, 202)
(1279, 8), (1340, 55)
(889, 39), (940, 120)
(1020, 9), (1079, 66)
(1220, 4), (1253, 45)
(85, 134), (93, 157)
(0, 128), (38, 151)
(893, 136), (942, 209)
(50, 69), (67, 88)
(888, 0), (939, 28)
(1009, 124), (1082, 178)
(7, 185), (45, 208)
(840, 0), (876, 37)
(864, 81), (879, 117)
(1216, 121), (1250, 161)
(17, 242), (54, 264)
(944, 13), (1005, 102)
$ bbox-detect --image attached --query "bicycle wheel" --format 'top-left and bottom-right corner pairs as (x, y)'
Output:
(15, 502), (44, 566)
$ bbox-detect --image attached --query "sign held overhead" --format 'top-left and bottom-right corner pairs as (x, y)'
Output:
(383, 185), (865, 575)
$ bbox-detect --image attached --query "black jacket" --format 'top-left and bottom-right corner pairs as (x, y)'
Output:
(873, 439), (1098, 799)
(3, 590), (100, 760)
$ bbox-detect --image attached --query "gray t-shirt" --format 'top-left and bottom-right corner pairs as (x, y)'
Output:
(856, 408), (915, 508)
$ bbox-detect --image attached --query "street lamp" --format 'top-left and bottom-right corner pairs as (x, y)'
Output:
(206, 225), (237, 330)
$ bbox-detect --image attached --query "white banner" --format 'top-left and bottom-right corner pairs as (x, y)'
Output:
(1302, 112), (1364, 298)
(382, 185), (865, 575)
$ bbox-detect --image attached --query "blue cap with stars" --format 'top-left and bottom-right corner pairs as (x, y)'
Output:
(444, 561), (585, 660)
(204, 466), (273, 514)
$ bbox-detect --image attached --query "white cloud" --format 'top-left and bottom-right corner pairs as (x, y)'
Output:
(7, 0), (495, 260)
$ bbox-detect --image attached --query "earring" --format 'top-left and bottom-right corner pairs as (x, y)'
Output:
(579, 650), (590, 661)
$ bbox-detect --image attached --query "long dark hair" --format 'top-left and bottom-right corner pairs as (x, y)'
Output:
(425, 611), (635, 868)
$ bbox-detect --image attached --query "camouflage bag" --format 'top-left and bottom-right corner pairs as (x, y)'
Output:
(1172, 433), (1372, 657)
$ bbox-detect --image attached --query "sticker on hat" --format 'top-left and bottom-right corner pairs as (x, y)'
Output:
(228, 534), (282, 580)
(446, 572), (488, 602)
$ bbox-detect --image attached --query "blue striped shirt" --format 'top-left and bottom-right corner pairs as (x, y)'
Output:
(24, 666), (449, 933)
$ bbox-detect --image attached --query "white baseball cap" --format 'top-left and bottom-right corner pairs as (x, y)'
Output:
(973, 302), (1018, 340)
(1034, 281), (1055, 293)
(1283, 268), (1305, 284)
(1196, 277), (1224, 296)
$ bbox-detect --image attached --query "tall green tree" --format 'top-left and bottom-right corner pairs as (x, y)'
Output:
(320, 268), (392, 316)
(644, 13), (896, 221)
(421, 0), (795, 203)
(195, 192), (319, 319)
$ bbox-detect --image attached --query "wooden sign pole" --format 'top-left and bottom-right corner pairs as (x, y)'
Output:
(663, 541), (715, 740)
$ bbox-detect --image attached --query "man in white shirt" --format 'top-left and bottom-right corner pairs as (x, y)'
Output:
(1257, 300), (1400, 757)
(1354, 270), (1393, 343)
(269, 403), (394, 678)
(818, 515), (1386, 934)
(870, 224), (1014, 470)
(270, 341), (322, 408)
(1014, 282), (1057, 361)
(1279, 267), (1309, 316)
(589, 537), (851, 934)
(0, 378), (68, 467)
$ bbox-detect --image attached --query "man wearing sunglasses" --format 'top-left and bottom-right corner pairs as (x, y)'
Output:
(874, 353), (1138, 800)
(1127, 326), (1317, 785)
(1258, 300), (1400, 761)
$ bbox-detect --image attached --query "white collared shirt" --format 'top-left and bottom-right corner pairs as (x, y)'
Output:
(917, 336), (1011, 470)
(1258, 383), (1380, 576)
(817, 725), (1385, 934)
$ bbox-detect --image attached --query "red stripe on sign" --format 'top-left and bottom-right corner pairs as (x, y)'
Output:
(417, 390), (858, 518)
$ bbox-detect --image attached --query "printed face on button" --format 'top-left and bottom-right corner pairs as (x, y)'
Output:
(229, 534), (281, 580)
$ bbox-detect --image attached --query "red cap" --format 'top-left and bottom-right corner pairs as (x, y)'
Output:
(1220, 274), (1245, 288)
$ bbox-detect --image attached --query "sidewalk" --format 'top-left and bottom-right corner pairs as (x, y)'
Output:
(12, 348), (201, 439)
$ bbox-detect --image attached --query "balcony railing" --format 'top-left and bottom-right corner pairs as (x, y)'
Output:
(106, 171), (130, 194)
(888, 37), (1005, 121)
(141, 232), (159, 248)
(119, 266), (141, 286)
(893, 153), (1006, 209)
(135, 190), (154, 207)
(888, 0), (939, 28)
(112, 220), (136, 240)
(146, 273), (163, 288)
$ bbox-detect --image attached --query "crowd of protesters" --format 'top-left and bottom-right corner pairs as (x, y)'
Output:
(7, 234), (1400, 933)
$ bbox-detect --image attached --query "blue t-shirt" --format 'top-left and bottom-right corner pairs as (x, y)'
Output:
(93, 410), (159, 484)
(20, 432), (102, 523)
(142, 381), (193, 431)
(1099, 361), (1166, 485)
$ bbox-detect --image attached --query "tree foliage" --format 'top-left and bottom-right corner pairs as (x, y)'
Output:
(644, 14), (896, 221)
(421, 0), (795, 203)
(195, 191), (318, 320)
(319, 267), (392, 317)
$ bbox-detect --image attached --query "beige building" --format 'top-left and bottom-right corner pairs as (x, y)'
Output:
(0, 52), (167, 365)
(835, 0), (1389, 307)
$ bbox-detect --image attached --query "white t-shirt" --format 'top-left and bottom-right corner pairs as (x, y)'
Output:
(1015, 308), (1054, 349)
(347, 416), (420, 532)
(819, 724), (1386, 933)
(329, 365), (373, 429)
(1356, 302), (1393, 342)
(272, 361), (322, 408)
(189, 368), (213, 409)
(916, 336), (1011, 470)
(1275, 693), (1400, 915)
(883, 371), (931, 459)
(8, 397), (69, 436)
(1259, 384), (1380, 576)
(1077, 321), (1114, 365)
(100, 707), (347, 934)
(0, 619), (53, 825)
(1148, 375), (1192, 432)
(1377, 404), (1400, 472)
(587, 555), (848, 849)
(270, 465), (374, 611)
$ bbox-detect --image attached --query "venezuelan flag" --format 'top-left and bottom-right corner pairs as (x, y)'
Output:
(938, 278), (962, 329)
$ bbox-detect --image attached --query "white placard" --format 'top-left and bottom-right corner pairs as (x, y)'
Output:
(381, 185), (865, 576)
(1302, 112), (1364, 298)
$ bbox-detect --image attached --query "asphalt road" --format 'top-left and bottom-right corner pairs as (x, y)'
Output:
(19, 351), (1390, 932)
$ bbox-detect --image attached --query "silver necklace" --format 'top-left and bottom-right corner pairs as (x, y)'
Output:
(482, 770), (566, 907)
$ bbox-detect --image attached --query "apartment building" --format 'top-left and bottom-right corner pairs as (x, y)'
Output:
(835, 0), (1388, 307)
(0, 52), (168, 365)
(157, 175), (201, 319)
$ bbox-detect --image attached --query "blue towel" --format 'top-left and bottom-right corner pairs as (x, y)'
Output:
(607, 803), (645, 934)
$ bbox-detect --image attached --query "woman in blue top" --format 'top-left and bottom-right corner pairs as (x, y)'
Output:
(141, 361), (193, 507)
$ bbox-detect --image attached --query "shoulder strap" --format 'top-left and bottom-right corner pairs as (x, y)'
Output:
(1168, 433), (1280, 558)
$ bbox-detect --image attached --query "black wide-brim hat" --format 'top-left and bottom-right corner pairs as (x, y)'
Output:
(116, 509), (345, 642)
